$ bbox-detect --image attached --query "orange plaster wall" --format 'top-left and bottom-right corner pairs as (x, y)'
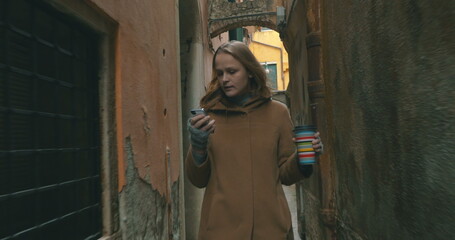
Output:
(87, 0), (181, 195)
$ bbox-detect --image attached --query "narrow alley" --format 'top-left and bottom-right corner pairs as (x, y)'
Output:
(0, 0), (454, 240)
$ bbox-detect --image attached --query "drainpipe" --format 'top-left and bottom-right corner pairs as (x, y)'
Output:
(250, 38), (285, 89)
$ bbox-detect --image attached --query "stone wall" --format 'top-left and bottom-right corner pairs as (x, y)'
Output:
(321, 0), (455, 239)
(209, 0), (278, 37)
(282, 0), (335, 238)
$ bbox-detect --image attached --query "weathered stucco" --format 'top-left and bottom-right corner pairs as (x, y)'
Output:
(85, 0), (183, 238)
(89, 0), (181, 193)
(282, 1), (332, 239)
(119, 137), (181, 239)
(321, 0), (455, 239)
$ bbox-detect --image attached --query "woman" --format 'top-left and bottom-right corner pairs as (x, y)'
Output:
(186, 40), (323, 240)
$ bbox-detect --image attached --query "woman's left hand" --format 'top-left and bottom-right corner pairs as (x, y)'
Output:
(312, 132), (324, 154)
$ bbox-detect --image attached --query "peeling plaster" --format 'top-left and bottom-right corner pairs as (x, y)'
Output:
(119, 137), (181, 239)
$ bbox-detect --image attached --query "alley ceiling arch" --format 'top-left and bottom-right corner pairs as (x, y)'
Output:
(209, 0), (281, 37)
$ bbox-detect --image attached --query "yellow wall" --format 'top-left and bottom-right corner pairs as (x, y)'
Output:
(249, 28), (289, 90)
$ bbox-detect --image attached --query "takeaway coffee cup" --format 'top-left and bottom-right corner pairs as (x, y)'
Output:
(293, 125), (317, 165)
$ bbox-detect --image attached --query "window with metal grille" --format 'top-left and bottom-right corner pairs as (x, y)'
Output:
(0, 0), (102, 239)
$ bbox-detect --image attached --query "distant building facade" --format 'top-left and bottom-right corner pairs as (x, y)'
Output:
(248, 27), (290, 91)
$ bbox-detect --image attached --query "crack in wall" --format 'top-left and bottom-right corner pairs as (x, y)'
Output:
(141, 107), (152, 135)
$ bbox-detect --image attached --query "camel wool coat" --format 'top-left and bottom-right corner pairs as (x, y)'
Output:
(186, 96), (307, 240)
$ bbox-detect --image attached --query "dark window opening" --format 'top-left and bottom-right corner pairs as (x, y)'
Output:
(0, 0), (102, 239)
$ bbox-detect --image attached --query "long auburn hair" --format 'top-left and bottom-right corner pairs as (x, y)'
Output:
(200, 40), (271, 109)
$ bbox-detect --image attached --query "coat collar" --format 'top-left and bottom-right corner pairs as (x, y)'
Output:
(209, 95), (271, 114)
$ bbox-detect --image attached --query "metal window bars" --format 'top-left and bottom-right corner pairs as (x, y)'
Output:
(0, 0), (102, 239)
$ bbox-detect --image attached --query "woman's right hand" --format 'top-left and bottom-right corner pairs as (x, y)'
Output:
(188, 114), (215, 158)
(190, 114), (216, 133)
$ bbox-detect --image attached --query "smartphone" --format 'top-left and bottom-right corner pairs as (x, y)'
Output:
(190, 108), (206, 116)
